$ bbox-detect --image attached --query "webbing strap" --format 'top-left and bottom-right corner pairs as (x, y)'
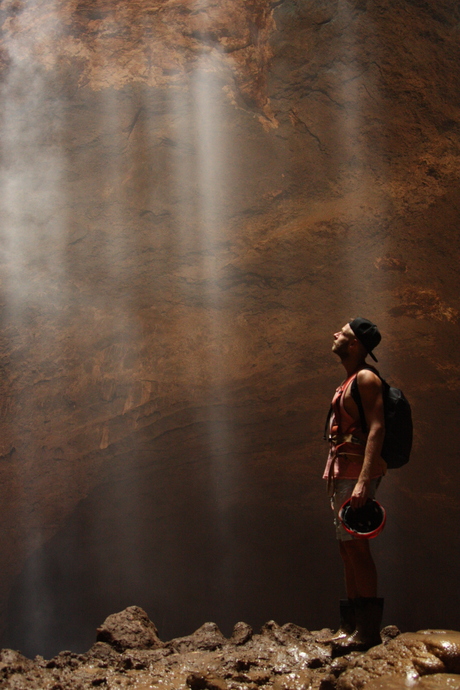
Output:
(350, 365), (381, 435)
(323, 405), (333, 441)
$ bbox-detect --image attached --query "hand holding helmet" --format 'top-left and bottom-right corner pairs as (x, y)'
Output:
(339, 498), (386, 539)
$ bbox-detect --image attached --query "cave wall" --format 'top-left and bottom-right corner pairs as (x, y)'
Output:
(0, 0), (460, 658)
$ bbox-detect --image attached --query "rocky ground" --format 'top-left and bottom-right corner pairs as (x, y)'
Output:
(2, 607), (460, 690)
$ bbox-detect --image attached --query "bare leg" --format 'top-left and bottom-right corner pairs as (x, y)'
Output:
(339, 539), (377, 598)
(332, 540), (382, 652)
(321, 539), (375, 644)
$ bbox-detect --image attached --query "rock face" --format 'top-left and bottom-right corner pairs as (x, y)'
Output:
(2, 608), (460, 690)
(1, 0), (460, 658)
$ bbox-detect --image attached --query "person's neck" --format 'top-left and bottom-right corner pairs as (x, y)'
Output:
(341, 357), (366, 378)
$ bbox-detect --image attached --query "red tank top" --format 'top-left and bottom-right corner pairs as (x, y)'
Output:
(322, 373), (385, 481)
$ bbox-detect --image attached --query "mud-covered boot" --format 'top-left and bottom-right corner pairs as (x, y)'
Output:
(332, 597), (383, 655)
(319, 599), (356, 643)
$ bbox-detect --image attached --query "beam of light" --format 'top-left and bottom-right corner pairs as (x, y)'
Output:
(0, 0), (148, 653)
(335, 0), (392, 305)
(0, 0), (69, 655)
(167, 4), (240, 609)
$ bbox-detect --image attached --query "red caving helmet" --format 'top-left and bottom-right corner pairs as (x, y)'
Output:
(339, 498), (386, 539)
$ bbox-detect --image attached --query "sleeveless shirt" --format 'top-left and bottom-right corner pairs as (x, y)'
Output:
(323, 373), (386, 481)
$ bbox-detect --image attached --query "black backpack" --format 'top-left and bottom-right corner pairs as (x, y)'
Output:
(351, 367), (413, 469)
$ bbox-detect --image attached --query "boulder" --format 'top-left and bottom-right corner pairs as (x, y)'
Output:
(96, 605), (164, 652)
(167, 622), (227, 653)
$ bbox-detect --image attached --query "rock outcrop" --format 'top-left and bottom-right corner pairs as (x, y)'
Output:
(2, 608), (460, 690)
(95, 605), (164, 652)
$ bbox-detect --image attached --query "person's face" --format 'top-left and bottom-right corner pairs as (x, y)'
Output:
(332, 323), (356, 357)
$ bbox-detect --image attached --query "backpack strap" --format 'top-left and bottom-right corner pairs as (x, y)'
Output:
(323, 404), (333, 441)
(350, 365), (382, 436)
(324, 371), (361, 441)
(351, 376), (368, 434)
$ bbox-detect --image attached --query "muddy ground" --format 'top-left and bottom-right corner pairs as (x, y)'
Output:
(2, 607), (460, 690)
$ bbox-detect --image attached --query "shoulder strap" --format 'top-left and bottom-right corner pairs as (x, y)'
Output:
(351, 376), (368, 434)
(323, 405), (333, 441)
(350, 365), (383, 435)
(324, 373), (355, 440)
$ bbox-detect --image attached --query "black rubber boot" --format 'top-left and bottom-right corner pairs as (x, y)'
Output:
(332, 597), (383, 655)
(320, 599), (356, 643)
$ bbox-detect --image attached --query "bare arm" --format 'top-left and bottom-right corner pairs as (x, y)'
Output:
(350, 370), (385, 508)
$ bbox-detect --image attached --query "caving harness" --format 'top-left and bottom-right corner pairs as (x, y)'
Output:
(324, 366), (413, 469)
(325, 373), (366, 461)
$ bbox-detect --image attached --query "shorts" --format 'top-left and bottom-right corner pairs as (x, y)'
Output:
(331, 477), (382, 541)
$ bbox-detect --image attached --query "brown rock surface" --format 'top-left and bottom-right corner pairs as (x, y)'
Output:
(95, 605), (164, 652)
(0, 0), (460, 658)
(365, 675), (460, 690)
(336, 631), (460, 689)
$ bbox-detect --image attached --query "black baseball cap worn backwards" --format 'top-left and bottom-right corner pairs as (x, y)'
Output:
(349, 317), (381, 362)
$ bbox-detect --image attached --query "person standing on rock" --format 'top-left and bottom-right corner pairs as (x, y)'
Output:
(323, 318), (386, 652)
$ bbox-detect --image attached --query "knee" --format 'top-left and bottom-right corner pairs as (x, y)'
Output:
(341, 539), (371, 559)
(339, 539), (358, 563)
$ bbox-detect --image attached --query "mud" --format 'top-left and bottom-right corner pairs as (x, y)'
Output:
(2, 607), (460, 690)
